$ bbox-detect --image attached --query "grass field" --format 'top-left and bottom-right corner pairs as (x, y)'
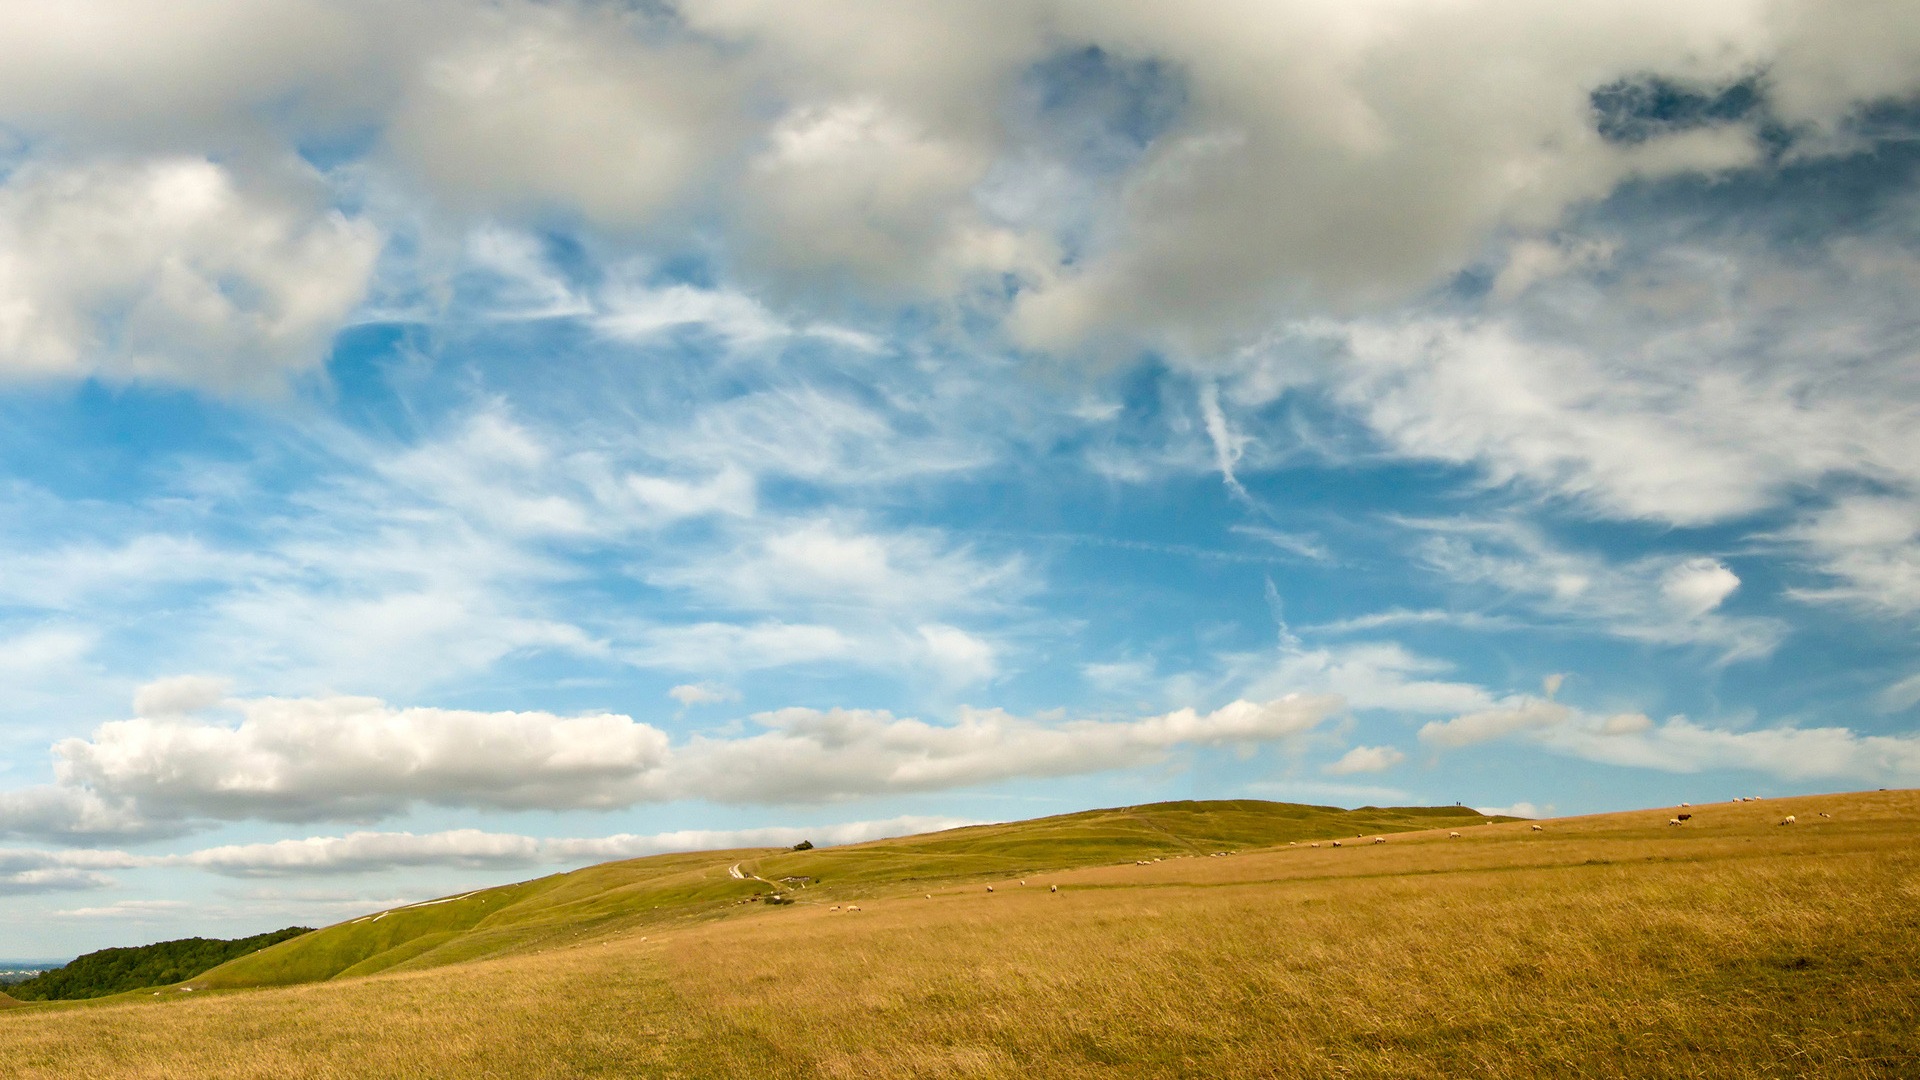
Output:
(2, 791), (1915, 1078)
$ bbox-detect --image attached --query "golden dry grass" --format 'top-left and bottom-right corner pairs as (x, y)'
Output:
(5, 790), (1918, 1078)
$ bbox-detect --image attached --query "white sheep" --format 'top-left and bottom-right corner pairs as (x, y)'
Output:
(1448, 832), (1461, 839)
(846, 905), (862, 913)
(1779, 815), (1796, 826)
(1050, 884), (1058, 893)
(986, 885), (994, 892)
(1331, 840), (1343, 847)
(1530, 824), (1544, 832)
(1668, 818), (1683, 826)
(1372, 837), (1386, 844)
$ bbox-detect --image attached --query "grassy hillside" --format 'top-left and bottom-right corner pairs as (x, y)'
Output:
(5, 927), (312, 1001)
(3, 792), (1915, 1078)
(197, 799), (1494, 991)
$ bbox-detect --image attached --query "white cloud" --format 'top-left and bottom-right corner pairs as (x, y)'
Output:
(1408, 518), (1783, 662)
(646, 516), (1028, 618)
(0, 868), (116, 895)
(1660, 558), (1742, 619)
(1415, 692), (1920, 787)
(1474, 801), (1544, 819)
(596, 284), (788, 346)
(0, 157), (380, 392)
(47, 697), (676, 823)
(0, 0), (393, 142)
(131, 675), (231, 718)
(1006, 0), (1796, 351)
(675, 696), (1339, 804)
(1784, 495), (1920, 617)
(176, 815), (977, 877)
(668, 682), (740, 708)
(0, 845), (144, 894)
(1244, 640), (1498, 717)
(1544, 715), (1920, 783)
(1877, 673), (1920, 715)
(1419, 698), (1573, 749)
(387, 5), (742, 226)
(1246, 779), (1413, 806)
(1323, 745), (1406, 776)
(629, 621), (858, 673)
(1, 690), (1339, 833)
(56, 899), (190, 920)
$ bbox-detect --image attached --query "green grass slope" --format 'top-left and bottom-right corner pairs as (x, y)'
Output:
(198, 799), (1495, 991)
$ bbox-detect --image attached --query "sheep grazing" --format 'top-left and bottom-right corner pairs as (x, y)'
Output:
(1779, 815), (1796, 826)
(1019, 880), (1027, 886)
(1448, 831), (1461, 839)
(1530, 824), (1544, 832)
(1372, 837), (1386, 844)
(1680, 802), (1691, 807)
(1819, 812), (1832, 819)
(846, 905), (862, 913)
(1331, 840), (1343, 847)
(1309, 842), (1320, 848)
(1677, 813), (1692, 821)
(1050, 885), (1058, 893)
(986, 885), (995, 892)
(830, 905), (840, 911)
(1668, 818), (1683, 826)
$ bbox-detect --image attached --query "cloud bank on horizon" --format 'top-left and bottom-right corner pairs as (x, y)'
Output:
(1, 0), (1919, 953)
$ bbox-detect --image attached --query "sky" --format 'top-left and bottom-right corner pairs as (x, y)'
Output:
(3, 0), (1920, 959)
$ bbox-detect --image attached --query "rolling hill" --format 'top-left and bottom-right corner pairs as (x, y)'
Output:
(197, 799), (1498, 990)
(2, 792), (1915, 1078)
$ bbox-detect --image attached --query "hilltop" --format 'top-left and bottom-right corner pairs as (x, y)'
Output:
(2, 792), (1916, 1078)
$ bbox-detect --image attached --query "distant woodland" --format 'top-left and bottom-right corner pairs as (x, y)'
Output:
(6, 927), (312, 1001)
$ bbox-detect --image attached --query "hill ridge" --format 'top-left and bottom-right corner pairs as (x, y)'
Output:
(188, 798), (1498, 993)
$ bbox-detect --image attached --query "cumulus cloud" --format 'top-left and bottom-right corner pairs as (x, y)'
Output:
(1323, 745), (1406, 776)
(1, 0), (1916, 377)
(52, 695), (673, 822)
(388, 4), (743, 225)
(0, 690), (1339, 834)
(0, 0), (397, 143)
(0, 157), (380, 392)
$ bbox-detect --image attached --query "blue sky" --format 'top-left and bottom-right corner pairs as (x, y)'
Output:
(3, 0), (1920, 957)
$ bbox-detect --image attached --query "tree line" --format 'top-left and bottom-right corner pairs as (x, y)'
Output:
(6, 927), (313, 1001)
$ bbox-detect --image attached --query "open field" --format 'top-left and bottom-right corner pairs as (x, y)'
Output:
(3, 791), (1917, 1078)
